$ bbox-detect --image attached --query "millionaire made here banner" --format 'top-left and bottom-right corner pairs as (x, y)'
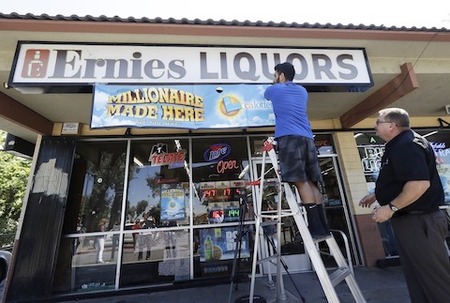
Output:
(91, 84), (274, 130)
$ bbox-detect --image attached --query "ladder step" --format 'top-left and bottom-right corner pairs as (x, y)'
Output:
(247, 142), (367, 303)
(312, 234), (333, 243)
(260, 221), (277, 226)
(329, 267), (351, 286)
(257, 255), (278, 265)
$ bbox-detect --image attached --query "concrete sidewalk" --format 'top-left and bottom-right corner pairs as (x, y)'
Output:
(53, 265), (410, 303)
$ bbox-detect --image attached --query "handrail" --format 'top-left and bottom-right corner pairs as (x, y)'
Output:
(330, 229), (353, 276)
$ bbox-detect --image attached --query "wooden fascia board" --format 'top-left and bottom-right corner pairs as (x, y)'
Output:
(340, 62), (418, 129)
(0, 92), (53, 135)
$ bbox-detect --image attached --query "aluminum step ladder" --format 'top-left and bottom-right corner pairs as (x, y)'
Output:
(247, 137), (366, 303)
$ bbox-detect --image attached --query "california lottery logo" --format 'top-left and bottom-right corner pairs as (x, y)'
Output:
(217, 95), (243, 118)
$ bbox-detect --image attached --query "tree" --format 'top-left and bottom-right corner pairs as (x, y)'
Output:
(0, 131), (31, 246)
(135, 200), (149, 218)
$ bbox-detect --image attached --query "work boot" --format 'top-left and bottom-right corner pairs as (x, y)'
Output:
(304, 204), (330, 238)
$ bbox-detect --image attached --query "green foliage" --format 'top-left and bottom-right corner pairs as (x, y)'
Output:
(0, 131), (31, 245)
(135, 200), (148, 218)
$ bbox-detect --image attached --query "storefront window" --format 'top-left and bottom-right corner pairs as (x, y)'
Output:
(126, 139), (191, 226)
(121, 138), (191, 287)
(77, 141), (127, 234)
(54, 132), (357, 294)
(54, 141), (127, 293)
(191, 137), (250, 226)
(191, 136), (252, 277)
(427, 130), (450, 204)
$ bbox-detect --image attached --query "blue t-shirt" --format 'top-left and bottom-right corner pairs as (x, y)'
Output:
(264, 82), (313, 139)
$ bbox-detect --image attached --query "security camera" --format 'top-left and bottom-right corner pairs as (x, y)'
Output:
(445, 105), (450, 115)
(216, 86), (223, 93)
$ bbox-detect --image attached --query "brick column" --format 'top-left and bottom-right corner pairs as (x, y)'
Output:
(332, 132), (385, 266)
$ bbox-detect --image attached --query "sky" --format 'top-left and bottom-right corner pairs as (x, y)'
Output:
(2, 0), (450, 29)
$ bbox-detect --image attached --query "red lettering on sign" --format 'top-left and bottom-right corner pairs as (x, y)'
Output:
(216, 160), (239, 174)
(150, 151), (185, 166)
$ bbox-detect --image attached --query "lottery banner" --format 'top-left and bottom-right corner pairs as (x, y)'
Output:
(91, 83), (274, 129)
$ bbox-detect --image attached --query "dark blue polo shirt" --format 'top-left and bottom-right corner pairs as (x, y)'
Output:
(375, 130), (444, 213)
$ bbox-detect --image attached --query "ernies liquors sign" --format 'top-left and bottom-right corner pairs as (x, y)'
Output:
(10, 42), (373, 86)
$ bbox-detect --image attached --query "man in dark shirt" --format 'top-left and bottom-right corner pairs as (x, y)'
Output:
(359, 108), (450, 303)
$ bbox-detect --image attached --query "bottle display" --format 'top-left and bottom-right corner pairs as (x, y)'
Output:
(204, 235), (213, 261)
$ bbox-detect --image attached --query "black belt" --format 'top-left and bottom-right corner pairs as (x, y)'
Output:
(396, 209), (437, 216)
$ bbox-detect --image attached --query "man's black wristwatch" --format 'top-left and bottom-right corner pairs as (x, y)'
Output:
(389, 202), (399, 212)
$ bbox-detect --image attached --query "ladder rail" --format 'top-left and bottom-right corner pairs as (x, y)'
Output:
(247, 138), (366, 303)
(274, 144), (366, 303)
(330, 229), (354, 276)
(283, 184), (341, 303)
(248, 144), (288, 302)
(248, 146), (268, 302)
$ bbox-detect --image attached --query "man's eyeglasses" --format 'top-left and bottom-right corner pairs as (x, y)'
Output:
(376, 120), (393, 125)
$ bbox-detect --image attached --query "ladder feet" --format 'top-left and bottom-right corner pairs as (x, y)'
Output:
(266, 280), (276, 290)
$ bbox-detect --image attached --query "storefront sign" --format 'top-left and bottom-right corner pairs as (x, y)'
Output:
(149, 143), (186, 166)
(216, 160), (239, 174)
(61, 122), (80, 135)
(360, 145), (384, 175)
(92, 84), (277, 129)
(10, 42), (372, 86)
(203, 143), (231, 162)
(208, 207), (240, 224)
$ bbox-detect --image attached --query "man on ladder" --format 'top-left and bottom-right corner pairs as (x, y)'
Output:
(250, 139), (365, 303)
(250, 62), (366, 302)
(264, 62), (330, 238)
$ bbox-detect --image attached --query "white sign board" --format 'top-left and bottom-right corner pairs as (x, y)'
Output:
(10, 42), (373, 86)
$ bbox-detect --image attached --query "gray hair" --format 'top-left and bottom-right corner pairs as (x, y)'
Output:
(379, 108), (410, 128)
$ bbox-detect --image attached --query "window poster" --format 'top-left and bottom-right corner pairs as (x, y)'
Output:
(200, 227), (250, 262)
(160, 188), (186, 221)
(433, 142), (450, 204)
